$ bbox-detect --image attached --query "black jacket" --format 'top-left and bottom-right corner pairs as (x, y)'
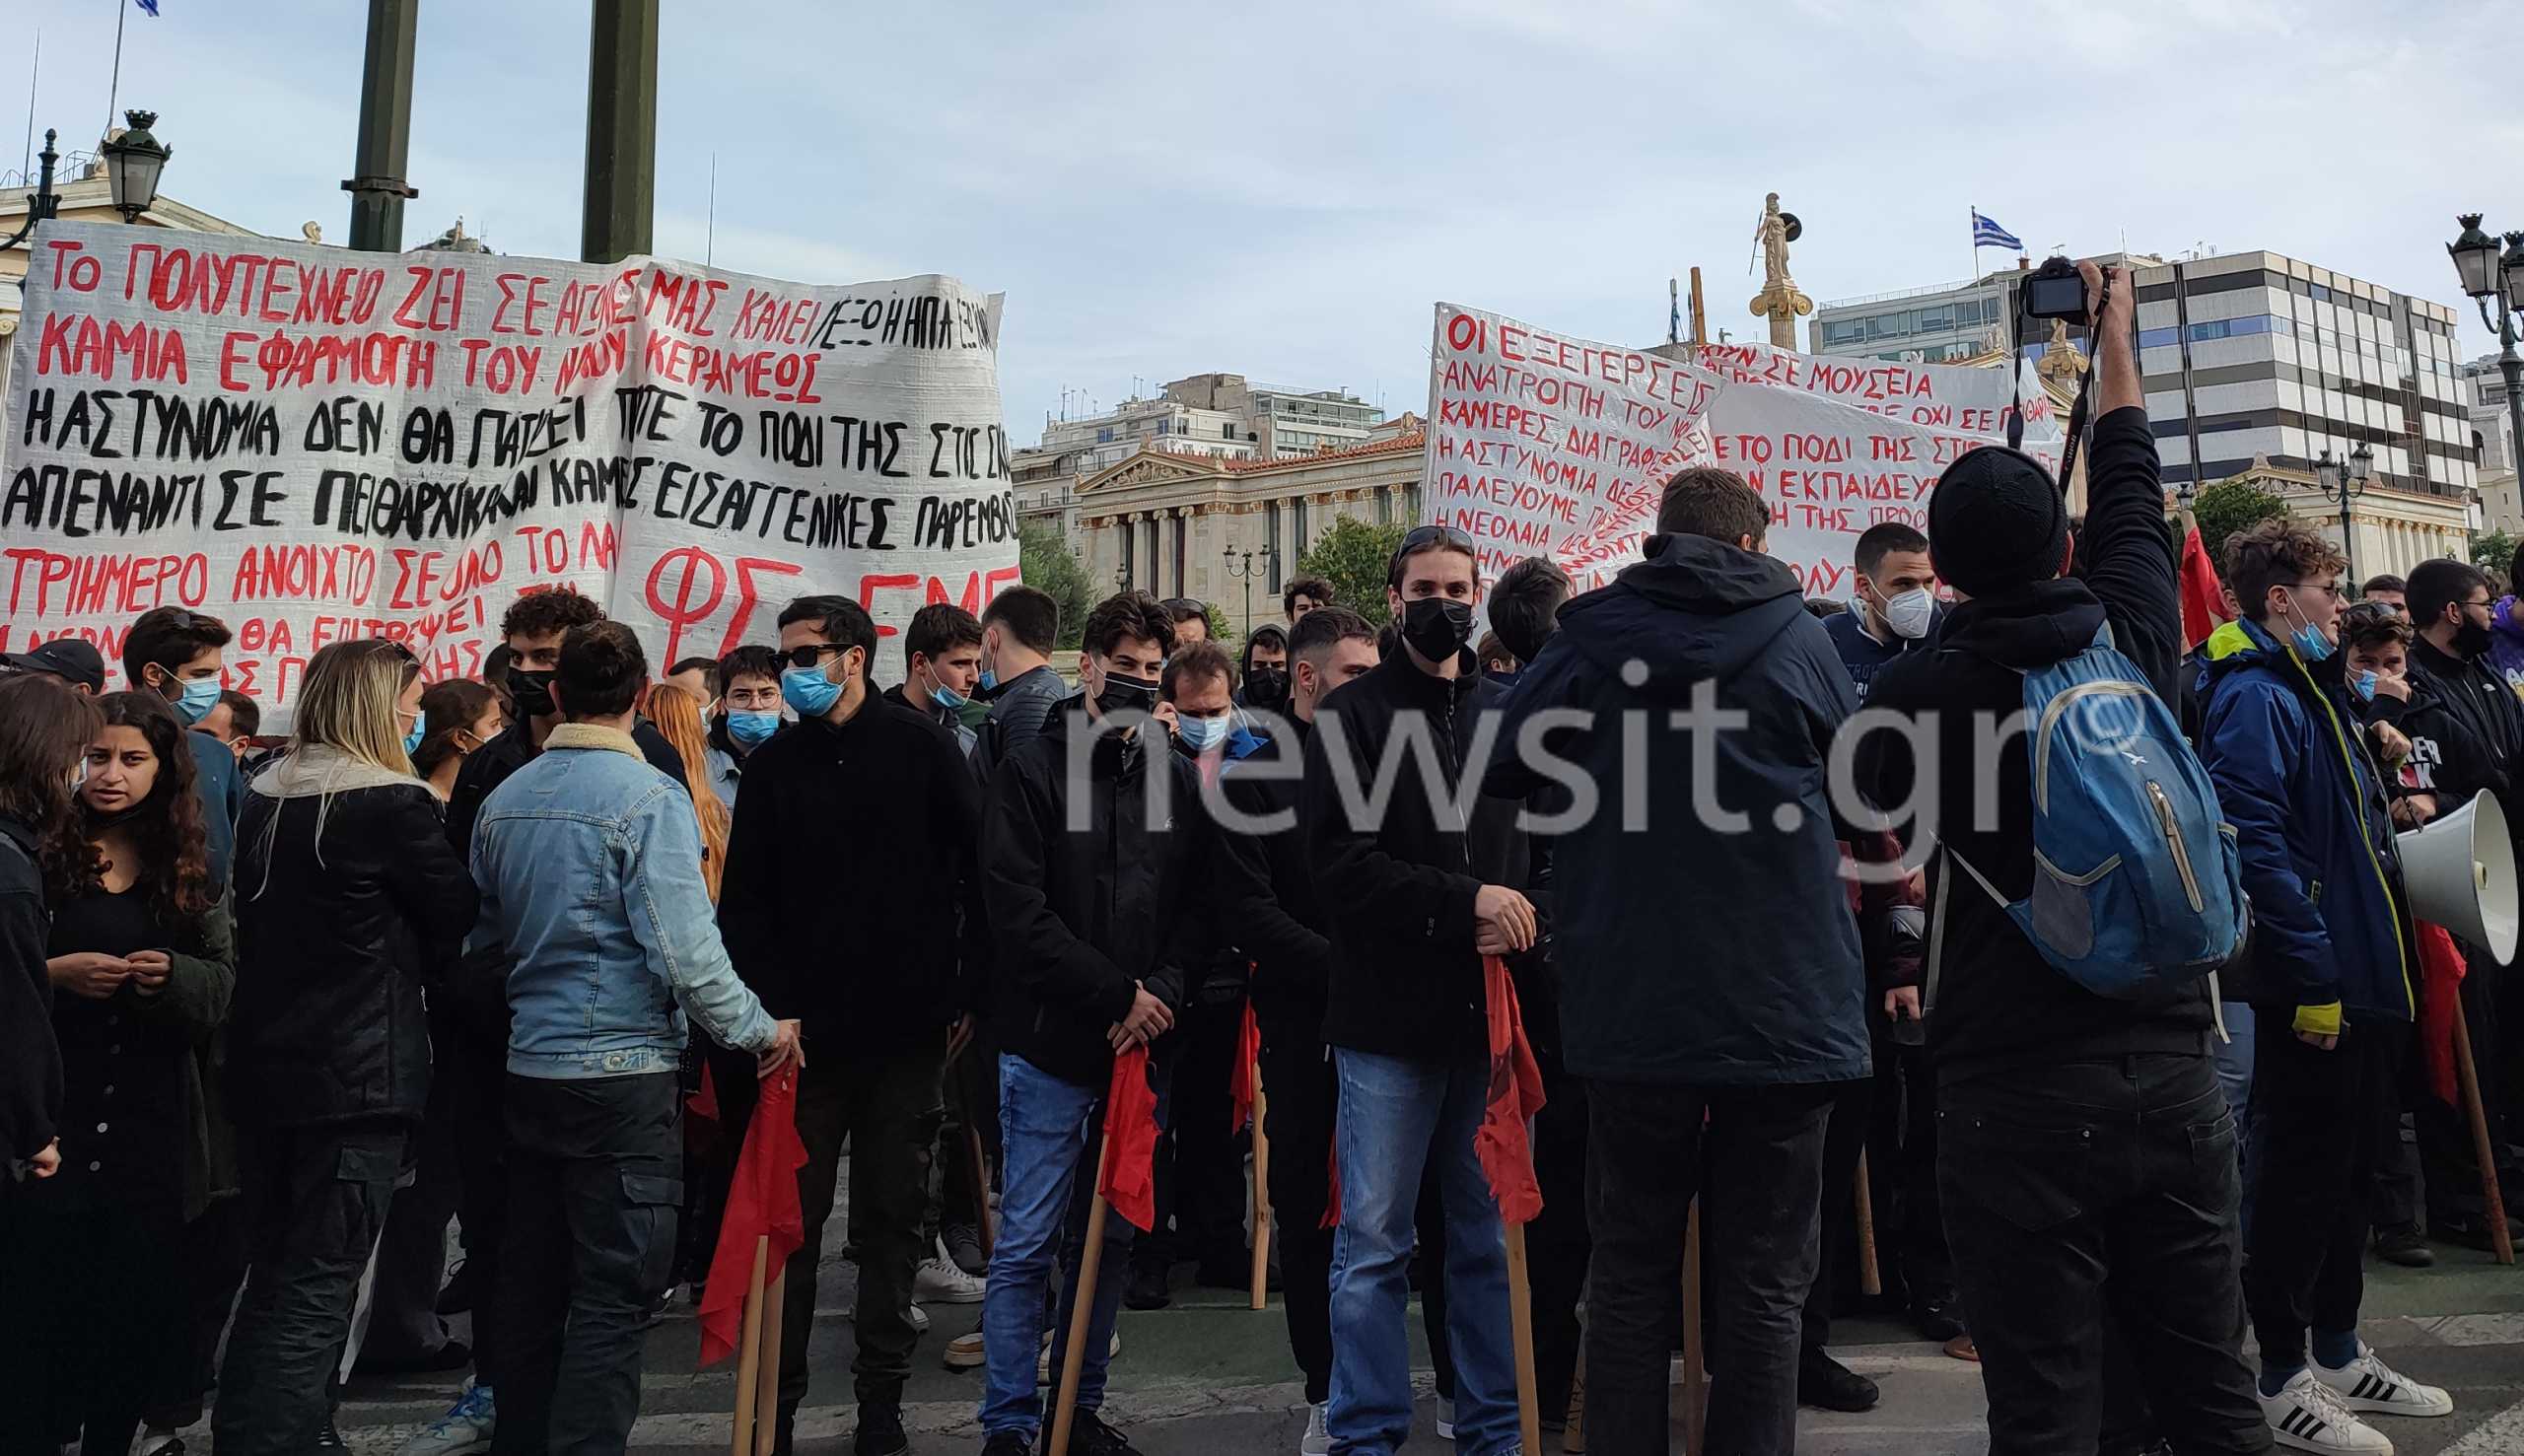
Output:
(1856, 406), (2209, 1081)
(2405, 635), (2524, 824)
(717, 698), (984, 1044)
(1484, 534), (1868, 1086)
(229, 750), (478, 1127)
(979, 664), (1067, 778)
(980, 698), (1205, 1087)
(1, 815), (58, 1166)
(1303, 649), (1511, 1065)
(1219, 719), (1332, 1043)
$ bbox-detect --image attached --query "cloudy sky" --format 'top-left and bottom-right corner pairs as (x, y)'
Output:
(13, 0), (2521, 441)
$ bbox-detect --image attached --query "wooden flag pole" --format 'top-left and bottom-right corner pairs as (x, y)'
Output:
(966, 1117), (998, 1264)
(1688, 266), (1709, 347)
(1855, 1148), (1883, 1298)
(1251, 1060), (1273, 1311)
(1048, 1124), (1117, 1456)
(1681, 1205), (1708, 1456)
(1505, 1219), (1543, 1456)
(730, 1235), (769, 1456)
(2453, 999), (2517, 1265)
(753, 1248), (787, 1456)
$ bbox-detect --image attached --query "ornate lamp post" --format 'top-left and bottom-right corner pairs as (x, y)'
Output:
(5, 111), (174, 254)
(2449, 215), (2524, 515)
(2316, 443), (2374, 589)
(1221, 545), (1277, 639)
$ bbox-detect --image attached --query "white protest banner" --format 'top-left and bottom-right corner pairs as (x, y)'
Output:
(1687, 337), (2064, 443)
(1424, 303), (1724, 590)
(3, 221), (1017, 724)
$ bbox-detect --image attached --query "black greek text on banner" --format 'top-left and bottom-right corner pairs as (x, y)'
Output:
(1, 221), (1017, 726)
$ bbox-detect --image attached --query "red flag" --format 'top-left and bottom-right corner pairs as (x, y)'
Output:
(1229, 998), (1261, 1135)
(697, 1070), (808, 1366)
(2179, 523), (2234, 653)
(686, 1061), (721, 1135)
(1476, 955), (1548, 1225)
(1097, 1045), (1162, 1232)
(1322, 1143), (1341, 1230)
(2417, 921), (2470, 1107)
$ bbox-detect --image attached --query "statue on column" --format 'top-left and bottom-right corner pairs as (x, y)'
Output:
(2036, 317), (2089, 387)
(1748, 193), (1812, 351)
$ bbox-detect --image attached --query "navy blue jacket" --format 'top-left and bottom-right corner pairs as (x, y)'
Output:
(2197, 616), (2413, 1028)
(1483, 534), (1869, 1086)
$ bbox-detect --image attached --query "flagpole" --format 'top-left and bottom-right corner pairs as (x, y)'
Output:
(731, 1236), (769, 1456)
(1047, 1123), (1116, 1456)
(1506, 1219), (1543, 1456)
(1249, 1061), (1273, 1311)
(106, 1), (128, 141)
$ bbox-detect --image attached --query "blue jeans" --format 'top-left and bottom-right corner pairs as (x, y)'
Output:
(2212, 1003), (2259, 1231)
(979, 1053), (1138, 1439)
(1329, 1048), (1517, 1456)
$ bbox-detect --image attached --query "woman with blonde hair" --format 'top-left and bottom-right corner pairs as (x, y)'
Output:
(214, 640), (478, 1449)
(642, 682), (732, 902)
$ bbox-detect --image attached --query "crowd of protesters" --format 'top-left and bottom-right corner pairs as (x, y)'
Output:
(3, 257), (2516, 1456)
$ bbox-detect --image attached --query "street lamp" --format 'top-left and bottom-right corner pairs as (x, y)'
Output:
(1222, 545), (1277, 638)
(0, 129), (62, 254)
(101, 110), (172, 223)
(2316, 445), (2372, 588)
(2449, 214), (2524, 528)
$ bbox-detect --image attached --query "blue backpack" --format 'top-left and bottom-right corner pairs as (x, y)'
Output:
(1929, 626), (2246, 1002)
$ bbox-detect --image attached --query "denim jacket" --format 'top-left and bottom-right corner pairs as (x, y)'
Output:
(470, 724), (776, 1078)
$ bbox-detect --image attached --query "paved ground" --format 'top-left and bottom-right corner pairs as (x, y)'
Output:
(236, 1231), (2524, 1455)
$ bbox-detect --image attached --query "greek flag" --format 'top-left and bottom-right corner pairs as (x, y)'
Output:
(135, 0), (160, 14)
(1971, 209), (2022, 252)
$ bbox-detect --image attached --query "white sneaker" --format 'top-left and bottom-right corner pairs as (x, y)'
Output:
(908, 1301), (931, 1333)
(916, 1238), (988, 1304)
(396, 1379), (497, 1456)
(2316, 1344), (2454, 1418)
(1301, 1402), (1330, 1456)
(1437, 1395), (1455, 1441)
(2262, 1368), (2393, 1453)
(1036, 1328), (1123, 1383)
(945, 1331), (986, 1370)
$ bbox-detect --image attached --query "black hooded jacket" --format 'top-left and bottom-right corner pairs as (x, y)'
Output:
(1483, 534), (1869, 1086)
(980, 697), (1205, 1088)
(1854, 406), (2207, 1082)
(1219, 717), (1331, 1043)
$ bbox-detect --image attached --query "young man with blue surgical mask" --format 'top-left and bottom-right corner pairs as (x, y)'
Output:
(884, 603), (985, 767)
(2199, 518), (2449, 1451)
(702, 645), (785, 811)
(712, 594), (986, 1456)
(1824, 521), (1942, 701)
(121, 607), (243, 881)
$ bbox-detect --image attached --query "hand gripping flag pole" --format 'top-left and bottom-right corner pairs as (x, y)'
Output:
(1048, 1044), (1161, 1456)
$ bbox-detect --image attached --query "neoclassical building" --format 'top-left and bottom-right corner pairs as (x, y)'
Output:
(1075, 431), (1425, 639)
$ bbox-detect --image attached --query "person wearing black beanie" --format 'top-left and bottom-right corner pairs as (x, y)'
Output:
(1852, 262), (2271, 1453)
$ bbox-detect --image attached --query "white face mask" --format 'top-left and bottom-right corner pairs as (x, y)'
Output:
(1880, 586), (1936, 640)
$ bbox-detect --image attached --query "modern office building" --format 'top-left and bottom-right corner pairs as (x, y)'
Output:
(1810, 254), (2163, 366)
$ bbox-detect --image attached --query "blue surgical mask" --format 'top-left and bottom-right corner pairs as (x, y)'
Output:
(781, 663), (841, 718)
(726, 710), (781, 747)
(2290, 622), (2336, 664)
(929, 674), (971, 713)
(978, 668), (999, 693)
(168, 674), (222, 726)
(1176, 714), (1230, 752)
(402, 718), (426, 757)
(2352, 669), (2379, 702)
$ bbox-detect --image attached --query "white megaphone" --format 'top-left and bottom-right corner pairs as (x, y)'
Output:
(2395, 789), (2520, 967)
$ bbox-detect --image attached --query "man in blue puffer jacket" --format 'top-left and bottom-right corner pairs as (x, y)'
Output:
(2197, 516), (2452, 1452)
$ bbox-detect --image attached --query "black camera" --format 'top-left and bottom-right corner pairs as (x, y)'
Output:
(2021, 254), (2088, 322)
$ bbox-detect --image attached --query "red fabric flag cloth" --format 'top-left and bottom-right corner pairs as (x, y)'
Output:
(1229, 997), (1261, 1135)
(686, 1061), (721, 1135)
(2179, 523), (2234, 653)
(696, 1069), (808, 1366)
(1322, 1143), (1342, 1230)
(1098, 1044), (1162, 1232)
(2416, 921), (2470, 1107)
(1476, 954), (1548, 1226)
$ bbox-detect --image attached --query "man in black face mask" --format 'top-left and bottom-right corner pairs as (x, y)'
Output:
(1300, 526), (1539, 1456)
(1237, 625), (1291, 716)
(2402, 558), (2524, 1252)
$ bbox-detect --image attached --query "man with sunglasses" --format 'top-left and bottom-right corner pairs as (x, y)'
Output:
(2200, 519), (2448, 1450)
(1301, 524), (1536, 1456)
(707, 594), (987, 1456)
(2402, 558), (2524, 1254)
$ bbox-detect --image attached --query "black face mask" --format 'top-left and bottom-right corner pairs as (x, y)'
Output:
(507, 666), (557, 719)
(1400, 596), (1475, 663)
(2456, 618), (2494, 659)
(1093, 671), (1160, 719)
(1243, 667), (1289, 712)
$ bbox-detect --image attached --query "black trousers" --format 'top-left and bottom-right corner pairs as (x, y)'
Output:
(445, 994), (516, 1388)
(142, 1193), (249, 1430)
(2418, 952), (2524, 1227)
(492, 1074), (682, 1454)
(1801, 1074), (1872, 1352)
(366, 1004), (466, 1364)
(213, 1122), (408, 1455)
(1865, 1027), (1954, 1309)
(2, 1195), (185, 1451)
(1939, 1053), (2268, 1456)
(713, 1030), (945, 1421)
(1142, 998), (1248, 1273)
(2245, 1018), (2402, 1373)
(1525, 1055), (1589, 1426)
(1584, 1077), (1836, 1456)
(1260, 1034), (1337, 1405)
